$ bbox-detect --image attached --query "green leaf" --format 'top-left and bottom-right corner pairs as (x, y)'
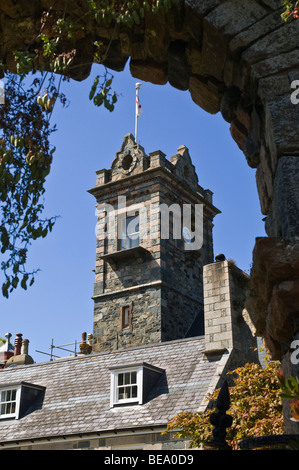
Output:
(2, 280), (10, 298)
(21, 274), (29, 290)
(1, 228), (9, 248)
(13, 263), (19, 274)
(12, 276), (19, 288)
(112, 92), (117, 103)
(21, 193), (28, 209)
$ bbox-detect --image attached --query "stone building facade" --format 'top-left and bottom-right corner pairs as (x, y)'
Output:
(1, 0), (299, 432)
(88, 134), (220, 352)
(0, 133), (261, 450)
(203, 257), (257, 367)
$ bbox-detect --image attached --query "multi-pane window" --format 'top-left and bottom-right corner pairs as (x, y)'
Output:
(0, 383), (45, 420)
(110, 367), (142, 406)
(119, 214), (139, 250)
(117, 371), (138, 401)
(110, 363), (164, 407)
(0, 388), (18, 418)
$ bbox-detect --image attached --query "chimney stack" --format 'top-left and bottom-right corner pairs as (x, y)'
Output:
(88, 333), (93, 347)
(0, 333), (14, 368)
(79, 332), (92, 355)
(14, 333), (23, 356)
(5, 333), (34, 367)
(203, 258), (258, 366)
(21, 338), (30, 355)
(4, 332), (12, 349)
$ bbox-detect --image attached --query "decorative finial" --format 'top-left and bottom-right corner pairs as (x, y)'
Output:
(206, 380), (233, 449)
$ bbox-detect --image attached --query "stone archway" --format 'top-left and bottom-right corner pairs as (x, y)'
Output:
(1, 0), (298, 431)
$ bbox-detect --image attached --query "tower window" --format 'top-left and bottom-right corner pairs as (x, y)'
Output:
(122, 154), (133, 170)
(119, 214), (139, 250)
(120, 304), (132, 329)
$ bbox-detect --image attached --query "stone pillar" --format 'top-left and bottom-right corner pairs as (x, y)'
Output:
(204, 257), (258, 365)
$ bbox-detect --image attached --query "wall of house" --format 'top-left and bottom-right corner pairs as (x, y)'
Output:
(203, 258), (258, 366)
(4, 430), (191, 451)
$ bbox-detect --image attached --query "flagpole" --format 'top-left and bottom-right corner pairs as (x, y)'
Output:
(135, 82), (142, 145)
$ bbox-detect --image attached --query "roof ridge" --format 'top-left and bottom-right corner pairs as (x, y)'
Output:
(0, 335), (205, 371)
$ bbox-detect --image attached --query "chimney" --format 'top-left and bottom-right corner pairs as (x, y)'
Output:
(79, 332), (92, 355)
(4, 332), (12, 349)
(203, 257), (258, 365)
(88, 333), (93, 347)
(21, 338), (30, 355)
(14, 333), (23, 356)
(0, 333), (14, 368)
(5, 334), (34, 367)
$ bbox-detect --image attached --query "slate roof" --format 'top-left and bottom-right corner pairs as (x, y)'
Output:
(0, 336), (225, 445)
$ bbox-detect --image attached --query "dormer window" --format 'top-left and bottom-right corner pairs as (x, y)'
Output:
(0, 382), (45, 420)
(110, 362), (164, 407)
(0, 387), (20, 419)
(117, 370), (138, 402)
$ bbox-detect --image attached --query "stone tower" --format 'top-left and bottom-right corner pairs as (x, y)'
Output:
(88, 134), (220, 352)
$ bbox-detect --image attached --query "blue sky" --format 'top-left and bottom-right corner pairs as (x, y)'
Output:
(0, 64), (266, 361)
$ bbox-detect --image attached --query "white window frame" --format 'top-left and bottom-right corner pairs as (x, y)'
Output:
(110, 366), (143, 407)
(0, 385), (21, 420)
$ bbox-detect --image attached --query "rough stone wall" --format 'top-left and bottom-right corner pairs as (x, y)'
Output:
(94, 286), (163, 351)
(0, 430), (189, 450)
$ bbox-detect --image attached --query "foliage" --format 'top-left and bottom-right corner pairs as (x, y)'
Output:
(0, 0), (290, 297)
(87, 0), (178, 27)
(281, 0), (299, 21)
(0, 0), (179, 296)
(277, 369), (299, 422)
(0, 73), (70, 297)
(165, 359), (284, 450)
(12, 0), (179, 112)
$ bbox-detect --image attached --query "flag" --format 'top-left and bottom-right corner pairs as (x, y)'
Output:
(135, 83), (142, 143)
(135, 82), (142, 118)
(136, 94), (142, 117)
